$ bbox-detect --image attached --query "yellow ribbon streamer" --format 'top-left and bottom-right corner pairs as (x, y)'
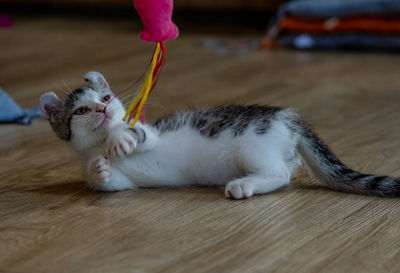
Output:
(123, 42), (161, 128)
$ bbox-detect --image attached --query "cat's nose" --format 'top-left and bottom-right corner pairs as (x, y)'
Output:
(95, 103), (106, 113)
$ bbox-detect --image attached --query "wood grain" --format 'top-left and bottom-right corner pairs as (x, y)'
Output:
(1, 17), (400, 273)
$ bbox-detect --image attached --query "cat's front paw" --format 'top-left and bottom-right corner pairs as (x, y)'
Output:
(86, 155), (112, 189)
(106, 130), (137, 158)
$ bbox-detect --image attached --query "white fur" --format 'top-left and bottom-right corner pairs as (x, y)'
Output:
(70, 98), (301, 199)
(94, 120), (301, 199)
(57, 73), (304, 199)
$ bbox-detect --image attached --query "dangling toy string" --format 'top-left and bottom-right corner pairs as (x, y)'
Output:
(122, 42), (166, 127)
(118, 0), (178, 128)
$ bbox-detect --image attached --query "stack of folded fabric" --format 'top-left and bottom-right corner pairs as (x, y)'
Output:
(263, 0), (400, 51)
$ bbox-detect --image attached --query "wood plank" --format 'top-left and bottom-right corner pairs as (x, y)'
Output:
(1, 17), (400, 273)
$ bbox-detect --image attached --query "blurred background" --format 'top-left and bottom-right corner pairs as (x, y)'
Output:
(2, 0), (400, 116)
(2, 0), (400, 123)
(2, 0), (400, 121)
(3, 2), (400, 273)
(0, 0), (281, 34)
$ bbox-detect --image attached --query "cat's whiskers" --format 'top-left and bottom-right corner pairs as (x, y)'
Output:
(104, 104), (125, 115)
(54, 75), (73, 96)
(61, 77), (73, 93)
(54, 82), (71, 96)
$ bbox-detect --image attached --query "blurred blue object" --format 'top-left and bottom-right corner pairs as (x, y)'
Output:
(0, 87), (42, 125)
(277, 0), (400, 19)
(280, 34), (400, 51)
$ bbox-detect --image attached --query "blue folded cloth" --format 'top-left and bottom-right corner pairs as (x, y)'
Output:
(279, 34), (400, 51)
(276, 0), (400, 19)
(0, 87), (43, 125)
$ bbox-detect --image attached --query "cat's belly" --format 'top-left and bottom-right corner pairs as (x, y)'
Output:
(114, 129), (245, 187)
(169, 129), (245, 185)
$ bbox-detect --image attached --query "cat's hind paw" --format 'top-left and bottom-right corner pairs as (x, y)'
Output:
(225, 178), (255, 199)
(86, 155), (112, 189)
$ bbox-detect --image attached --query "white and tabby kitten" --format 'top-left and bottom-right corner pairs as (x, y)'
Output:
(40, 71), (400, 199)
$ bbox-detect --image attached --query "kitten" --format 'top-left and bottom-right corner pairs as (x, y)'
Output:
(40, 71), (400, 199)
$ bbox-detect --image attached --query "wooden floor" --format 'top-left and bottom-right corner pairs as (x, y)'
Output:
(2, 16), (400, 273)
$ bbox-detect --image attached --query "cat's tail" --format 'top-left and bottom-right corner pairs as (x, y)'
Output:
(287, 110), (400, 197)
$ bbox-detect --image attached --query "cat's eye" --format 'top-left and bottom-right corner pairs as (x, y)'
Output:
(73, 107), (89, 115)
(102, 95), (111, 102)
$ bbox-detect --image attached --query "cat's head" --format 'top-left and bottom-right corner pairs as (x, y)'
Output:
(40, 72), (125, 149)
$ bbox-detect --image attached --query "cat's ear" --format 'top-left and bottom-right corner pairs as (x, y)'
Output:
(40, 91), (63, 119)
(84, 71), (109, 90)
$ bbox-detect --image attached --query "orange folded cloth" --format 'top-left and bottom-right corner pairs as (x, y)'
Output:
(280, 16), (400, 34)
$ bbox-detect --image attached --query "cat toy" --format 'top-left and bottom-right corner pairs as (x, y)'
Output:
(122, 0), (179, 127)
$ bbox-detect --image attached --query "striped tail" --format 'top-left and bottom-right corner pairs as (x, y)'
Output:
(295, 120), (400, 197)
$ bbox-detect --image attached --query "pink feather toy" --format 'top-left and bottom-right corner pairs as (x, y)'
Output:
(120, 0), (179, 127)
(134, 0), (179, 42)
